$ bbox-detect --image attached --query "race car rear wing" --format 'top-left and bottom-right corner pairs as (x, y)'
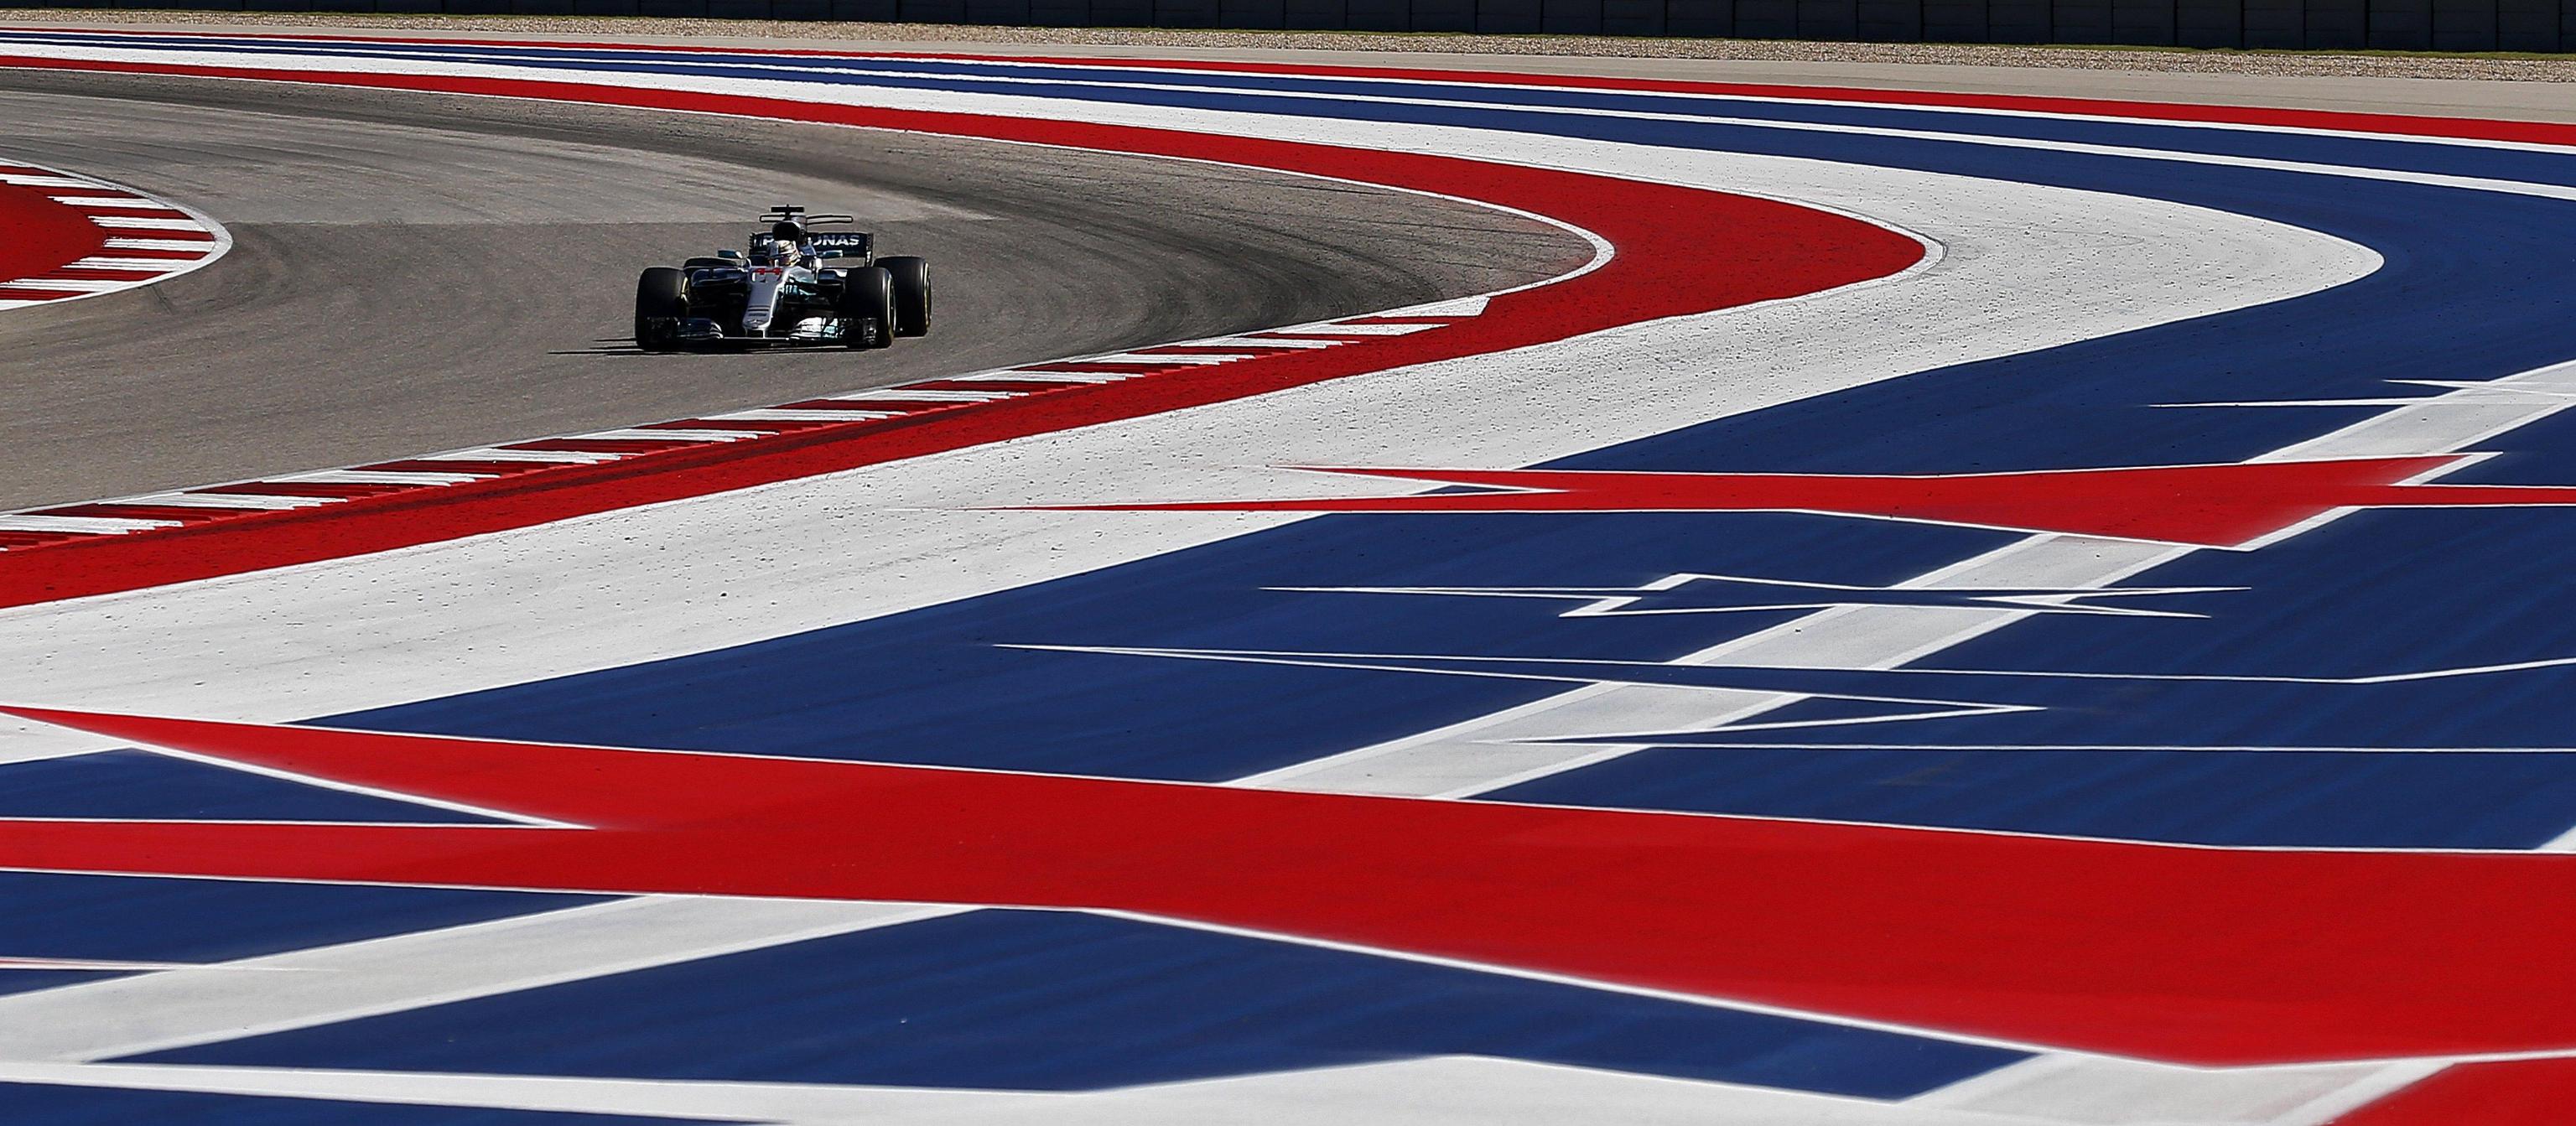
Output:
(806, 231), (873, 260)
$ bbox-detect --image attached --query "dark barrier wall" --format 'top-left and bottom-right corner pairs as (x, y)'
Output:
(11, 0), (2573, 49)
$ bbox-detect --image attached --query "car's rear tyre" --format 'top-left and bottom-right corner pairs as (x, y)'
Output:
(840, 266), (898, 350)
(878, 256), (932, 339)
(635, 267), (688, 353)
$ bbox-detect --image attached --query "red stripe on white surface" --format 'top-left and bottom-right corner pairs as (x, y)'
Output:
(0, 308), (1482, 552)
(0, 159), (224, 312)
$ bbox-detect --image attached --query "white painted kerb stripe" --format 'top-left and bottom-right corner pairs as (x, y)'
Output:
(62, 257), (192, 271)
(0, 174), (94, 188)
(85, 215), (205, 231)
(49, 195), (174, 209)
(714, 408), (901, 422)
(0, 278), (126, 293)
(278, 470), (495, 486)
(0, 515), (173, 533)
(122, 492), (335, 511)
(101, 237), (214, 252)
(569, 428), (757, 443)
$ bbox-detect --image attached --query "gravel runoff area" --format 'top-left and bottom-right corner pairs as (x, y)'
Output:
(8, 9), (2575, 81)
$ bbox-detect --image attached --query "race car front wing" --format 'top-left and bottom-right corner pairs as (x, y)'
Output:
(644, 315), (874, 347)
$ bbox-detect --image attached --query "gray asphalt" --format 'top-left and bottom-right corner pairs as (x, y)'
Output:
(0, 71), (1587, 510)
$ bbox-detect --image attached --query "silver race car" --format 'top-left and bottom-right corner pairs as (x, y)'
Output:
(634, 206), (931, 351)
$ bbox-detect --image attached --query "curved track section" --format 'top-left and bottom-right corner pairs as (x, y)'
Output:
(0, 28), (2573, 1126)
(0, 71), (1583, 511)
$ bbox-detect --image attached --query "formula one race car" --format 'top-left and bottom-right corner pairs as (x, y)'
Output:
(633, 206), (931, 350)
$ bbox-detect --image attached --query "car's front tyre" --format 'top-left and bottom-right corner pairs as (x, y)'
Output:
(878, 256), (931, 339)
(840, 266), (898, 350)
(634, 267), (689, 353)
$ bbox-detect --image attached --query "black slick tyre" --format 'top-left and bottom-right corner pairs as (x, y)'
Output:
(634, 267), (688, 352)
(878, 256), (932, 338)
(840, 265), (898, 350)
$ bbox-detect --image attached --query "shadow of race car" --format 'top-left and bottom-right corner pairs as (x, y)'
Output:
(633, 205), (931, 351)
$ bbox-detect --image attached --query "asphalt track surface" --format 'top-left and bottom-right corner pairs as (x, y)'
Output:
(0, 69), (1583, 509)
(8, 25), (2576, 1126)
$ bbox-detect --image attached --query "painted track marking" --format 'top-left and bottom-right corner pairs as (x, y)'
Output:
(0, 26), (2555, 1123)
(0, 158), (225, 311)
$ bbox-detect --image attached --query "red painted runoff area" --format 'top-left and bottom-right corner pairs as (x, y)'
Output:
(0, 174), (111, 292)
(2335, 1059), (2576, 1125)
